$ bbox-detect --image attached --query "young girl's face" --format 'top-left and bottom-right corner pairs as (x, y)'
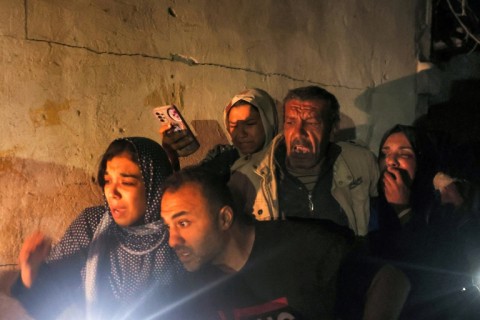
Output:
(379, 132), (417, 181)
(228, 104), (266, 155)
(103, 152), (147, 227)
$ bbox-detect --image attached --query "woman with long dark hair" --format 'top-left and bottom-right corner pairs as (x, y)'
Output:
(371, 124), (475, 319)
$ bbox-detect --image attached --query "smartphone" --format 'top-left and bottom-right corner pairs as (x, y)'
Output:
(152, 105), (200, 156)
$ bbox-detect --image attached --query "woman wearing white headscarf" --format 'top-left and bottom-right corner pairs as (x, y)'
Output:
(161, 88), (278, 170)
(218, 88), (279, 215)
(161, 88), (279, 216)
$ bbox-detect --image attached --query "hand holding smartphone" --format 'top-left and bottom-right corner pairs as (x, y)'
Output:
(153, 105), (200, 157)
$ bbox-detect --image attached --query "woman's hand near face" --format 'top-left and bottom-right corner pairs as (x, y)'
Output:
(382, 166), (412, 207)
(18, 231), (52, 288)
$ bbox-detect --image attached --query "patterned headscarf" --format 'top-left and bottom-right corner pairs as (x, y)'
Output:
(83, 137), (184, 318)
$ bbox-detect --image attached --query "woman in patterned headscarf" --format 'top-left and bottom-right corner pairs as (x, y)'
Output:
(12, 137), (185, 319)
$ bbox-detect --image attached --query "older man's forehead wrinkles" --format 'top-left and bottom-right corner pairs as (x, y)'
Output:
(290, 104), (318, 111)
(288, 107), (321, 119)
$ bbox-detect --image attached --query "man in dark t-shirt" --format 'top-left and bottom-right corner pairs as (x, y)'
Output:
(159, 167), (352, 319)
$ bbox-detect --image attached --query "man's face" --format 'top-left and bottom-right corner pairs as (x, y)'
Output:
(228, 104), (266, 155)
(161, 183), (224, 272)
(284, 98), (331, 170)
(103, 152), (147, 227)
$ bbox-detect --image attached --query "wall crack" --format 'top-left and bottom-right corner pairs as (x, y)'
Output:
(23, 0), (364, 91)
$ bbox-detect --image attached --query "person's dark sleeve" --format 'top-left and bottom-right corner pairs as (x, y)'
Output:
(199, 144), (239, 180)
(10, 207), (102, 319)
(315, 229), (354, 317)
(11, 256), (85, 319)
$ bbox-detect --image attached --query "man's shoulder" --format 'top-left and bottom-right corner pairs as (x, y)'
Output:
(336, 140), (377, 162)
(198, 144), (240, 181)
(254, 220), (354, 246)
(337, 140), (373, 153)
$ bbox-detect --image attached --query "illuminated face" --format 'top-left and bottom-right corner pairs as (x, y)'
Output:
(161, 183), (224, 272)
(284, 99), (331, 170)
(379, 132), (417, 181)
(228, 104), (266, 155)
(103, 153), (147, 227)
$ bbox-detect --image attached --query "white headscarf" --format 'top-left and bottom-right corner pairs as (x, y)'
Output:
(223, 88), (278, 154)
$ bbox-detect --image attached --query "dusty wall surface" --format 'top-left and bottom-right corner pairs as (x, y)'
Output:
(0, 0), (418, 288)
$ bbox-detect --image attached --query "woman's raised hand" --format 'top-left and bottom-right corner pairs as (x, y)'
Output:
(18, 231), (52, 288)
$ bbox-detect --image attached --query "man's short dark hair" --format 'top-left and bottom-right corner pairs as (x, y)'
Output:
(163, 166), (237, 218)
(283, 86), (340, 127)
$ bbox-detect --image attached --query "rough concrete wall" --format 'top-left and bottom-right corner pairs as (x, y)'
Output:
(0, 0), (417, 277)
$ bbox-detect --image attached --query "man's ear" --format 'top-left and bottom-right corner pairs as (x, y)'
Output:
(218, 205), (234, 230)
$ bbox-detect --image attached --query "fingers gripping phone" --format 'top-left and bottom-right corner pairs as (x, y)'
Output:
(153, 105), (200, 156)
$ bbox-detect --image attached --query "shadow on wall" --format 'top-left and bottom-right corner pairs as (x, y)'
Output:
(180, 119), (232, 167)
(0, 157), (102, 265)
(415, 78), (480, 183)
(334, 112), (357, 143)
(354, 74), (417, 153)
(351, 69), (480, 183)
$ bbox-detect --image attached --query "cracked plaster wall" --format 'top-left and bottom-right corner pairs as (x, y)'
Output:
(0, 0), (418, 293)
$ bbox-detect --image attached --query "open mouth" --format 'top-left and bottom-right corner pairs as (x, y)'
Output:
(175, 249), (192, 263)
(293, 145), (311, 154)
(110, 207), (126, 218)
(175, 248), (192, 260)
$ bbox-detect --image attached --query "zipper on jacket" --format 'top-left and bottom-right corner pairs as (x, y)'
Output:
(308, 192), (314, 214)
